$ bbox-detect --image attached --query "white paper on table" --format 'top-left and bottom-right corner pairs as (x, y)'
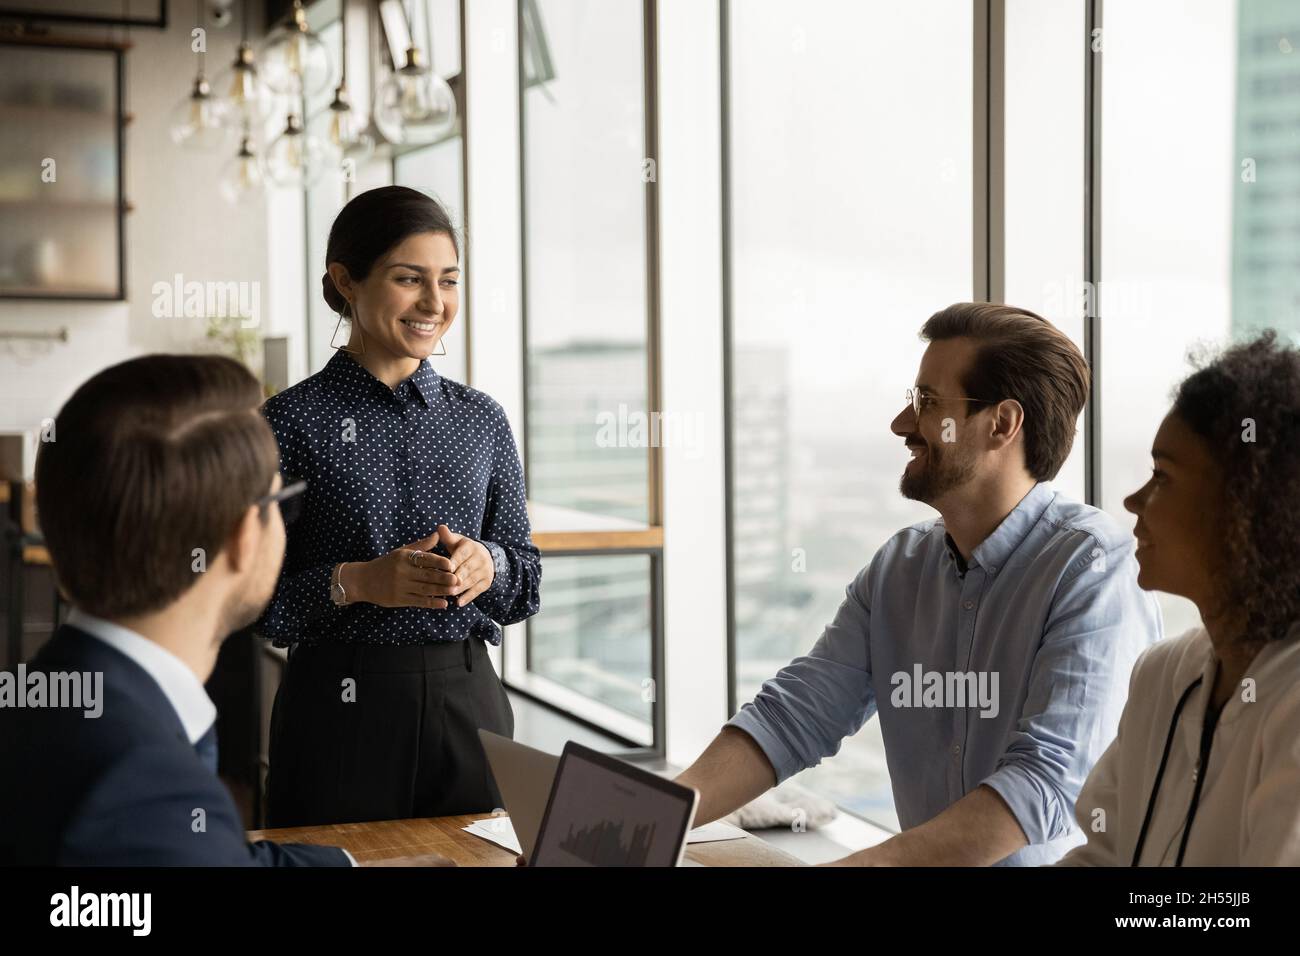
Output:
(684, 820), (748, 844)
(463, 818), (522, 855)
(462, 816), (749, 855)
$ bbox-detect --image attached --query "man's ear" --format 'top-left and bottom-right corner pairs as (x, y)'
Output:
(225, 505), (262, 575)
(988, 398), (1025, 450)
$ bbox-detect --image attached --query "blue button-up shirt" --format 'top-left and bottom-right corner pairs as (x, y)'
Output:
(256, 351), (541, 647)
(728, 482), (1162, 865)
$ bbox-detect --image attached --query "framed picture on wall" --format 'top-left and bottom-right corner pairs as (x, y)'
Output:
(0, 37), (126, 300)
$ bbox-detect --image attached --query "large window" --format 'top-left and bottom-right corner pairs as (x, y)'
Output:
(521, 0), (651, 525)
(282, 0), (1296, 810)
(523, 552), (655, 741)
(723, 0), (1300, 829)
(1004, 0), (1087, 501)
(1098, 0), (1271, 640)
(511, 0), (661, 750)
(726, 0), (973, 827)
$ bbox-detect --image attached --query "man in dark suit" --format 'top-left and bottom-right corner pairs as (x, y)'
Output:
(5, 616), (345, 866)
(0, 354), (447, 866)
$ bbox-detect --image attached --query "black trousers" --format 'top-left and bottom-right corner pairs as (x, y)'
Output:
(266, 637), (515, 827)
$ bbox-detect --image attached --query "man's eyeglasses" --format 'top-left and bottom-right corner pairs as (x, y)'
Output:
(256, 479), (307, 524)
(906, 388), (995, 418)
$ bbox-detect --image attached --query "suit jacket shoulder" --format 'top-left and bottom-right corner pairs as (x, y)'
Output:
(1, 625), (347, 867)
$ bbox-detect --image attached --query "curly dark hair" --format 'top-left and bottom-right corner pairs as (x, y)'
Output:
(1172, 330), (1300, 645)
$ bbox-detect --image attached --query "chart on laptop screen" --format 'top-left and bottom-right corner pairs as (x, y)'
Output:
(533, 752), (693, 867)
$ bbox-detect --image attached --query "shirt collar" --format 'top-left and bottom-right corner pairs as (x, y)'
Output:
(405, 359), (439, 406)
(941, 481), (1054, 576)
(324, 351), (439, 407)
(942, 533), (970, 576)
(1181, 623), (1300, 733)
(67, 607), (216, 745)
(970, 482), (1054, 573)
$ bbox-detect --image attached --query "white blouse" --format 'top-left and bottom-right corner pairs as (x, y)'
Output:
(1058, 625), (1300, 866)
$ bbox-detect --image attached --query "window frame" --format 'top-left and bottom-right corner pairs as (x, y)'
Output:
(510, 0), (666, 757)
(718, 0), (1105, 825)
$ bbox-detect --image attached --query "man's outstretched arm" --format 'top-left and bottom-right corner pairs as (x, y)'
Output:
(675, 727), (777, 826)
(825, 784), (1027, 866)
(680, 564), (878, 826)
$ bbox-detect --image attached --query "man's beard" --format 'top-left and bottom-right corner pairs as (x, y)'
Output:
(899, 438), (977, 503)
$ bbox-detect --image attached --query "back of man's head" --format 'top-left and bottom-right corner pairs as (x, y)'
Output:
(36, 354), (280, 619)
(920, 303), (1089, 481)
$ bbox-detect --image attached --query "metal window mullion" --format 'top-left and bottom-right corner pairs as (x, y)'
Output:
(718, 0), (737, 718)
(1083, 0), (1103, 507)
(642, 0), (664, 755)
(644, 0), (663, 531)
(458, 0), (473, 383)
(973, 0), (1005, 303)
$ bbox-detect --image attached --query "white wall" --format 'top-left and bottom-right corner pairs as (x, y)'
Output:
(464, 0), (524, 431)
(657, 0), (730, 767)
(463, 0), (524, 681)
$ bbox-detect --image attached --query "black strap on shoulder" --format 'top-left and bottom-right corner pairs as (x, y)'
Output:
(1130, 675), (1203, 866)
(1173, 694), (1224, 866)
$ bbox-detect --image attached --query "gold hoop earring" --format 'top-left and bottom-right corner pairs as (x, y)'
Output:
(331, 302), (365, 355)
(432, 334), (447, 357)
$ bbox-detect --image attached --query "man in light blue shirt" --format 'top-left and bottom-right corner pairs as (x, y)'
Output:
(677, 303), (1162, 865)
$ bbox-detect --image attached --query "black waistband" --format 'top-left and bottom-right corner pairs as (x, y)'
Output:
(287, 638), (484, 674)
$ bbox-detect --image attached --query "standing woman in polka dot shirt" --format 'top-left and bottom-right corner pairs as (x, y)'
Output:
(257, 186), (541, 826)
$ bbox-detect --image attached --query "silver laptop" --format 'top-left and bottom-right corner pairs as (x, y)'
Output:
(478, 729), (559, 860)
(478, 731), (700, 866)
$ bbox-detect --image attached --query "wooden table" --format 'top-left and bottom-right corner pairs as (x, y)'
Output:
(248, 813), (804, 867)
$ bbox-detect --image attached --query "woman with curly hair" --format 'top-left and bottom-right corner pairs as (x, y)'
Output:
(1058, 330), (1300, 866)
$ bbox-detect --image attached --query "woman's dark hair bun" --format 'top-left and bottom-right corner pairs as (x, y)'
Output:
(320, 185), (459, 314)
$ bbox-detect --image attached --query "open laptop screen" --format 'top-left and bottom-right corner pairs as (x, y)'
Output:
(530, 742), (697, 867)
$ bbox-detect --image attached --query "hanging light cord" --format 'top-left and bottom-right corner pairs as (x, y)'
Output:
(424, 0), (436, 72)
(403, 0), (418, 62)
(339, 0), (348, 86)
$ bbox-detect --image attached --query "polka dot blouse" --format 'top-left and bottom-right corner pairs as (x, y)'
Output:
(255, 351), (542, 647)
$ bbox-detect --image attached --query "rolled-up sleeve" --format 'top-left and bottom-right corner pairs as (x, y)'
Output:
(1053, 736), (1124, 866)
(727, 563), (877, 785)
(982, 539), (1159, 847)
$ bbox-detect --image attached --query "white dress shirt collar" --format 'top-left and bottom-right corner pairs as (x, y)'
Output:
(67, 607), (217, 745)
